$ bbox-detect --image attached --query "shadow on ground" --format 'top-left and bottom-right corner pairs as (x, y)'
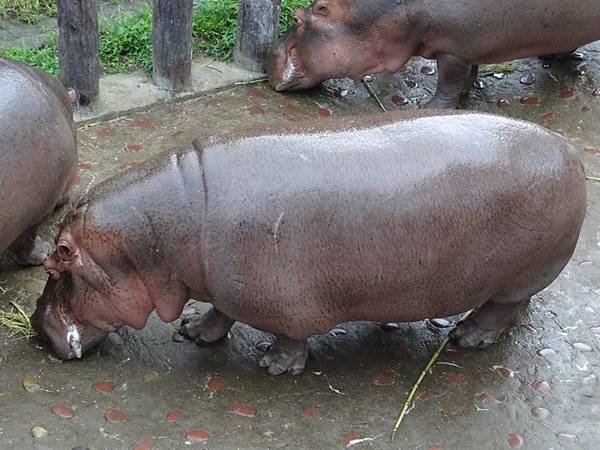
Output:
(1, 42), (600, 449)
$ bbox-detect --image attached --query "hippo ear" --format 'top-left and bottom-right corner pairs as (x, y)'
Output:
(56, 239), (79, 263)
(313, 0), (329, 16)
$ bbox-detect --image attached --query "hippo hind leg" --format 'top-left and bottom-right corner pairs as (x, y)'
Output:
(258, 336), (308, 376)
(179, 306), (235, 344)
(7, 226), (52, 266)
(450, 296), (529, 349)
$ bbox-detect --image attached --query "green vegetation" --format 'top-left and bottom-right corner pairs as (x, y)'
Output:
(0, 0), (56, 24)
(0, 0), (313, 76)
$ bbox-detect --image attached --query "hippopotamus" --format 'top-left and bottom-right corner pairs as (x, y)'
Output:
(0, 57), (78, 266)
(32, 111), (585, 375)
(268, 0), (600, 108)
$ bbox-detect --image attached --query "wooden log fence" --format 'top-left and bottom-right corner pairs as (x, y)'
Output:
(56, 0), (284, 106)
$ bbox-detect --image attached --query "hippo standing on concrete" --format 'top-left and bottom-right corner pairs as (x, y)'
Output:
(32, 111), (585, 375)
(268, 0), (600, 108)
(0, 57), (78, 266)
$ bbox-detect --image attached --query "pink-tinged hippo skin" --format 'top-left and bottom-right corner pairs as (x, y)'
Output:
(268, 0), (600, 108)
(0, 57), (78, 266)
(32, 111), (585, 374)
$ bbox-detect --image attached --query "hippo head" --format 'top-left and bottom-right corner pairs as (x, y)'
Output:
(268, 0), (411, 91)
(31, 204), (156, 360)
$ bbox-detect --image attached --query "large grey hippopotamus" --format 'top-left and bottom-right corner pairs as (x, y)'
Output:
(268, 0), (600, 108)
(32, 111), (585, 375)
(0, 57), (78, 266)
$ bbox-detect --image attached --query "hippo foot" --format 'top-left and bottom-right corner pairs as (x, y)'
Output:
(8, 236), (52, 266)
(450, 298), (529, 349)
(450, 319), (506, 349)
(258, 336), (308, 376)
(179, 307), (235, 345)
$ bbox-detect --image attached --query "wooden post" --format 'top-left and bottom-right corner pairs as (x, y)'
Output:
(57, 0), (100, 106)
(152, 0), (194, 91)
(235, 0), (281, 72)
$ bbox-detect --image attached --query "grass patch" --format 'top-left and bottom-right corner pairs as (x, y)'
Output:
(0, 35), (58, 75)
(0, 0), (56, 24)
(0, 300), (35, 340)
(99, 5), (153, 74)
(1, 0), (313, 76)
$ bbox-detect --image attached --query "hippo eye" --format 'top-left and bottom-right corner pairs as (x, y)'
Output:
(57, 244), (74, 261)
(314, 1), (329, 15)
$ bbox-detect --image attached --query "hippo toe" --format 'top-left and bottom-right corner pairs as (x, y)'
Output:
(258, 337), (308, 376)
(179, 306), (234, 344)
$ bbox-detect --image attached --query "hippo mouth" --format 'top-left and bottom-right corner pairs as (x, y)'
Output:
(273, 46), (307, 91)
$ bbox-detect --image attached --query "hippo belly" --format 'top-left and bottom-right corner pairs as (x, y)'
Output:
(0, 58), (77, 265)
(200, 113), (585, 342)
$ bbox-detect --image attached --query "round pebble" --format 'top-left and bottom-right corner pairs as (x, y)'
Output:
(166, 409), (182, 423)
(391, 96), (408, 107)
(532, 380), (551, 391)
(508, 433), (524, 448)
(342, 432), (363, 447)
(493, 72), (505, 79)
(31, 426), (48, 438)
(381, 322), (401, 331)
(520, 96), (540, 105)
(92, 381), (115, 393)
(531, 407), (550, 419)
(573, 342), (593, 352)
(495, 367), (515, 379)
(567, 124), (582, 133)
(22, 376), (40, 393)
(248, 106), (265, 116)
(555, 432), (578, 441)
(372, 372), (395, 385)
(51, 404), (74, 419)
(537, 348), (557, 359)
(560, 90), (576, 99)
(318, 107), (332, 118)
(208, 377), (225, 393)
(230, 403), (256, 417)
(496, 99), (510, 108)
(303, 407), (317, 418)
(186, 429), (210, 443)
(105, 408), (128, 423)
(473, 79), (485, 89)
(133, 439), (153, 450)
(363, 75), (373, 82)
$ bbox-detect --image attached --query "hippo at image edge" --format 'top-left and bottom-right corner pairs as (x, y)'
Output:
(32, 111), (585, 374)
(268, 0), (600, 108)
(0, 57), (78, 266)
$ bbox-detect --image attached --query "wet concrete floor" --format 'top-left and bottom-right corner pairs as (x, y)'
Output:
(1, 42), (600, 449)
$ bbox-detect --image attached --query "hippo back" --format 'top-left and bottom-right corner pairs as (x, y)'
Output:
(0, 58), (77, 251)
(195, 112), (585, 336)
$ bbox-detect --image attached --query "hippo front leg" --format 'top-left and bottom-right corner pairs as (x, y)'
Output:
(258, 336), (308, 376)
(179, 306), (235, 344)
(7, 226), (52, 266)
(426, 55), (473, 109)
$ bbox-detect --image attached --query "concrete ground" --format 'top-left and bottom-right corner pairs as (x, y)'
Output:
(1, 42), (600, 450)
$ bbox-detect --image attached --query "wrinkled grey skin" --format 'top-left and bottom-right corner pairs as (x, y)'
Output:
(0, 57), (78, 266)
(268, 0), (600, 108)
(32, 111), (586, 375)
